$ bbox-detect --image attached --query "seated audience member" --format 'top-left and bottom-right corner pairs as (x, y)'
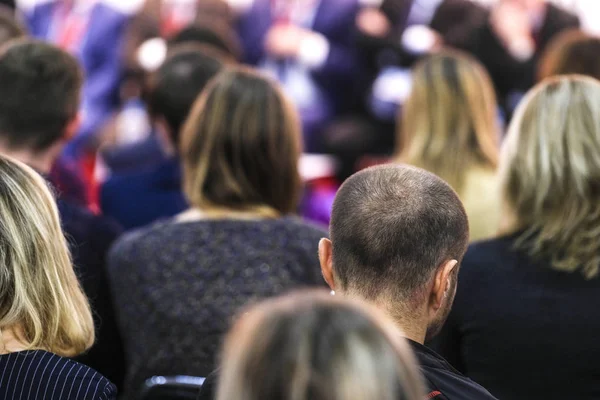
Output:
(0, 156), (116, 400)
(433, 76), (600, 400)
(396, 51), (500, 241)
(467, 0), (579, 113)
(318, 165), (497, 399)
(538, 29), (600, 81)
(21, 0), (135, 161)
(101, 49), (223, 230)
(0, 40), (125, 388)
(102, 24), (237, 176)
(235, 0), (361, 151)
(108, 68), (327, 398)
(215, 291), (425, 400)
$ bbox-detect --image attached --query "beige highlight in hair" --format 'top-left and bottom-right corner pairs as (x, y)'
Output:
(500, 75), (600, 278)
(0, 156), (94, 356)
(216, 291), (424, 400)
(397, 50), (499, 192)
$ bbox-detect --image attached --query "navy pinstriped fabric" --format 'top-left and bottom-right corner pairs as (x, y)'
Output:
(0, 350), (116, 399)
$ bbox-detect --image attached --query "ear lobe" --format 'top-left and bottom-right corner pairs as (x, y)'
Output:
(318, 238), (336, 290)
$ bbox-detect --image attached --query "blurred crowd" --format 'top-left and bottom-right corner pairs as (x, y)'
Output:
(0, 0), (598, 399)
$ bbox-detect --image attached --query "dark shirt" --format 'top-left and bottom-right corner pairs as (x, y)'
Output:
(100, 157), (187, 230)
(57, 199), (126, 390)
(108, 217), (327, 398)
(408, 340), (496, 400)
(432, 234), (600, 400)
(0, 350), (116, 399)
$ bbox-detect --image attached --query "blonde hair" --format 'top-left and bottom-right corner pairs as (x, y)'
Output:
(180, 67), (302, 217)
(397, 51), (499, 192)
(217, 291), (425, 400)
(500, 75), (600, 278)
(0, 156), (94, 356)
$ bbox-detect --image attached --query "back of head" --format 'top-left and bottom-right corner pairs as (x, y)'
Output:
(0, 156), (93, 356)
(399, 51), (499, 191)
(168, 23), (240, 61)
(0, 40), (82, 152)
(501, 75), (600, 278)
(217, 291), (424, 400)
(538, 29), (600, 81)
(147, 48), (223, 145)
(181, 67), (302, 216)
(330, 165), (469, 309)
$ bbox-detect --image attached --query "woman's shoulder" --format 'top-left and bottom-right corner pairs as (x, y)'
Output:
(277, 216), (329, 238)
(0, 350), (116, 400)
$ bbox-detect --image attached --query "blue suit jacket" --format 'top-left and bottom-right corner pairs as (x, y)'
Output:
(25, 1), (129, 158)
(100, 157), (188, 231)
(236, 0), (361, 114)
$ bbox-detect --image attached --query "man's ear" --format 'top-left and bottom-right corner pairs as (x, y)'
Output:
(318, 238), (336, 290)
(63, 112), (82, 141)
(429, 259), (458, 313)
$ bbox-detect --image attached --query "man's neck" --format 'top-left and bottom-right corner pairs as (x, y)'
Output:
(0, 146), (59, 175)
(345, 291), (428, 344)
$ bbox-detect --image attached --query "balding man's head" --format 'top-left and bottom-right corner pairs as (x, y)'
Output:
(319, 165), (469, 339)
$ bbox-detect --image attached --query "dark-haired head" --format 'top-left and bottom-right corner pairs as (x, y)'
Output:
(147, 47), (223, 146)
(0, 40), (82, 154)
(168, 23), (240, 62)
(180, 67), (302, 216)
(320, 165), (469, 340)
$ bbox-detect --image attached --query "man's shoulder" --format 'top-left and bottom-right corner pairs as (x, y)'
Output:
(409, 341), (497, 400)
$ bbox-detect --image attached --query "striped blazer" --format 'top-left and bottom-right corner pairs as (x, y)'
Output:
(0, 350), (116, 399)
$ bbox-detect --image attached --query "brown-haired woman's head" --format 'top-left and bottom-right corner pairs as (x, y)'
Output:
(217, 291), (425, 400)
(538, 29), (600, 81)
(397, 50), (499, 192)
(0, 156), (94, 356)
(500, 75), (600, 278)
(181, 67), (302, 216)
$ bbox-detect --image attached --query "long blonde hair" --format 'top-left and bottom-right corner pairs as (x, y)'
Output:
(0, 156), (94, 356)
(500, 75), (600, 278)
(398, 51), (499, 192)
(217, 291), (425, 400)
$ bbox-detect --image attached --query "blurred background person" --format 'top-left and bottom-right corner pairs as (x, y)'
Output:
(19, 0), (139, 206)
(396, 51), (501, 241)
(434, 76), (600, 400)
(216, 291), (425, 400)
(108, 68), (327, 398)
(235, 0), (361, 152)
(0, 156), (115, 400)
(101, 23), (239, 177)
(100, 48), (223, 231)
(467, 0), (579, 114)
(318, 165), (497, 399)
(0, 40), (125, 388)
(537, 29), (600, 81)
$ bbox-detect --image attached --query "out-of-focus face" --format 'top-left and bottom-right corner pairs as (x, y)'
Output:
(502, 0), (545, 11)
